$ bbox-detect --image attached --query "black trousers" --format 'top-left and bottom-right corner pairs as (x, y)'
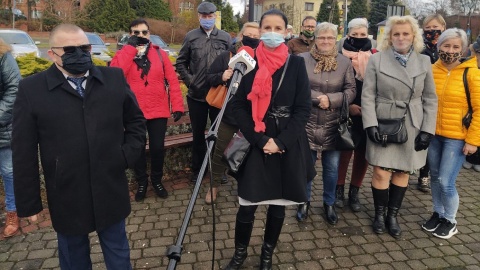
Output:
(237, 205), (285, 223)
(187, 96), (220, 173)
(134, 118), (168, 184)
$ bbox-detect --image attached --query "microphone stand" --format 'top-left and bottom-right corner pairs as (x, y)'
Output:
(166, 62), (247, 269)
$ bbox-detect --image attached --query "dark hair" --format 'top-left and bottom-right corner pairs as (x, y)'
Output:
(259, 9), (288, 28)
(302, 16), (316, 26)
(129, 19), (149, 32)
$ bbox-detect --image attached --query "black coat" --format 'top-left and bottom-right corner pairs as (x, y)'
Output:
(12, 64), (146, 235)
(231, 55), (316, 203)
(0, 52), (21, 148)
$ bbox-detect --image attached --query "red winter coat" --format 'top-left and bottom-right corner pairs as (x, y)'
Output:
(111, 44), (184, 119)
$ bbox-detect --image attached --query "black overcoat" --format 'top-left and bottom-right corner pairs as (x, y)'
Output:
(231, 54), (316, 203)
(12, 64), (146, 235)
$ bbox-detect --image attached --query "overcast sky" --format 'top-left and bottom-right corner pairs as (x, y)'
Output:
(228, 0), (245, 15)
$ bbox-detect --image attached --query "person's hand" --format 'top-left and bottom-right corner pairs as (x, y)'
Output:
(366, 126), (381, 143)
(263, 138), (283, 155)
(172, 111), (182, 122)
(463, 142), (478, 156)
(414, 131), (434, 151)
(317, 95), (330, 109)
(28, 215), (38, 222)
(127, 35), (140, 47)
(222, 68), (234, 82)
(349, 104), (362, 116)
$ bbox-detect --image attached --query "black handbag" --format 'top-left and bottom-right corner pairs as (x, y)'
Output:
(335, 93), (358, 150)
(462, 68), (473, 128)
(223, 56), (290, 174)
(222, 131), (251, 173)
(377, 78), (415, 147)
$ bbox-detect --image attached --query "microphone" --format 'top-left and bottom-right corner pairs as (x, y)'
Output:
(227, 46), (256, 95)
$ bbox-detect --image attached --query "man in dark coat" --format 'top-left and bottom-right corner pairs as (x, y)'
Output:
(176, 2), (231, 182)
(12, 24), (146, 270)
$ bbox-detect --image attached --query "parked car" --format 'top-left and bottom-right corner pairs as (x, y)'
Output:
(0, 29), (40, 58)
(85, 32), (112, 62)
(117, 34), (176, 56)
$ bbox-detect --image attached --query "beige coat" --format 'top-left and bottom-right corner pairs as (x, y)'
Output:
(361, 49), (438, 171)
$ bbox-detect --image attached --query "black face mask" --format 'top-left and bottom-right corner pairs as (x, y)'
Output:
(241, 35), (260, 49)
(423, 29), (442, 44)
(347, 36), (370, 50)
(60, 48), (93, 75)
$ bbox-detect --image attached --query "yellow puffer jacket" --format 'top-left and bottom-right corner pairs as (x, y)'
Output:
(432, 57), (480, 146)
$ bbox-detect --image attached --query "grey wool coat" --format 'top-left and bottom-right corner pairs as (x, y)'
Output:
(299, 52), (356, 152)
(361, 49), (438, 171)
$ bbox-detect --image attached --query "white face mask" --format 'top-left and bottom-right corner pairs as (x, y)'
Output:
(285, 33), (292, 39)
(260, 32), (285, 48)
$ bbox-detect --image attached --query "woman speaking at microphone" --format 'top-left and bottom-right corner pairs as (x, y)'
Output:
(205, 22), (260, 204)
(224, 9), (315, 269)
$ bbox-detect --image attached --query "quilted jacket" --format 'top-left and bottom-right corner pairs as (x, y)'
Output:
(432, 57), (480, 146)
(0, 51), (21, 148)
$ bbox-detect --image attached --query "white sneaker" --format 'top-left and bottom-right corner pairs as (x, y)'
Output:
(463, 161), (473, 169)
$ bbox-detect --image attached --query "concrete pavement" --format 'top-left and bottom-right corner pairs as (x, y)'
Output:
(1, 164), (479, 269)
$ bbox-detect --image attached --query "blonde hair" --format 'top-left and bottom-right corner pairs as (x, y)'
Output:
(378, 15), (424, 53)
(237, 22), (260, 39)
(423, 14), (446, 30)
(0, 38), (12, 55)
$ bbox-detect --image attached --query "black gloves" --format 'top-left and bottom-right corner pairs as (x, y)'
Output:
(172, 111), (182, 122)
(415, 131), (434, 151)
(127, 35), (150, 47)
(366, 126), (381, 143)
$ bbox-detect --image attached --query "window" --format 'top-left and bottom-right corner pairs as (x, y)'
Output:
(305, 2), (314, 11)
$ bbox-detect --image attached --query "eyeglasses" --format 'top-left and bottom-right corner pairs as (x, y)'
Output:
(316, 36), (336, 41)
(132, 30), (149, 36)
(51, 44), (92, 53)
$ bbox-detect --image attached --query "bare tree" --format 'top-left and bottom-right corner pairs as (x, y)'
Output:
(402, 0), (452, 18)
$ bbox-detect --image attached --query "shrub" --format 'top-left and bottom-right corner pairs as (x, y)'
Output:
(16, 53), (51, 77)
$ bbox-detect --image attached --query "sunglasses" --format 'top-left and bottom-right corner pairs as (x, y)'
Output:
(132, 30), (149, 36)
(51, 44), (92, 54)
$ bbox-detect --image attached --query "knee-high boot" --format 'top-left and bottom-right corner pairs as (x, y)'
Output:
(225, 219), (254, 270)
(371, 186), (389, 234)
(386, 184), (407, 239)
(259, 212), (284, 270)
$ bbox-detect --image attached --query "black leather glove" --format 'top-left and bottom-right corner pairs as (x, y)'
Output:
(172, 111), (182, 122)
(127, 35), (139, 47)
(127, 36), (150, 47)
(366, 126), (381, 143)
(415, 131), (434, 151)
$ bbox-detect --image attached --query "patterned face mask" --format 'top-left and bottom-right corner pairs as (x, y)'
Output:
(423, 29), (442, 45)
(438, 49), (462, 64)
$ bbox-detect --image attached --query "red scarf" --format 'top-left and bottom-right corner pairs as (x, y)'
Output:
(247, 42), (289, 132)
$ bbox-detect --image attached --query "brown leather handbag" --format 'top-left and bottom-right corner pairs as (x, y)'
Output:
(206, 83), (227, 109)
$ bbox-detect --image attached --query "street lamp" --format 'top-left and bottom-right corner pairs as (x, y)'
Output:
(343, 0), (348, 37)
(12, 0), (16, 29)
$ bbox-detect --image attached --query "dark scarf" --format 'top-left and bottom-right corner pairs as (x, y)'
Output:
(343, 37), (372, 52)
(133, 43), (151, 84)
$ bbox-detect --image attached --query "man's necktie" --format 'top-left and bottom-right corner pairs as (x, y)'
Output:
(67, 77), (87, 98)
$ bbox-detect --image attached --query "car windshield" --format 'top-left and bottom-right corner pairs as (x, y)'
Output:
(0, 33), (33, 44)
(86, 34), (105, 45)
(150, 35), (167, 48)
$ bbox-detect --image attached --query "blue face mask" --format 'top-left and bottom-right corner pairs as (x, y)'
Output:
(200, 18), (215, 30)
(260, 32), (285, 48)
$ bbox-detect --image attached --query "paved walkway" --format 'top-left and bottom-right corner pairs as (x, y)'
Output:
(1, 164), (480, 270)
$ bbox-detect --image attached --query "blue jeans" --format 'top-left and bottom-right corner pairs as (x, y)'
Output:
(0, 146), (15, 212)
(306, 150), (341, 205)
(427, 136), (465, 224)
(57, 220), (132, 270)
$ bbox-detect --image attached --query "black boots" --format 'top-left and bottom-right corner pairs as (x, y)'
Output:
(259, 212), (285, 270)
(371, 184), (407, 238)
(135, 180), (148, 202)
(225, 220), (254, 270)
(386, 184), (407, 239)
(348, 185), (361, 212)
(371, 187), (388, 234)
(323, 203), (338, 225)
(152, 180), (168, 198)
(334, 185), (345, 208)
(296, 202), (310, 222)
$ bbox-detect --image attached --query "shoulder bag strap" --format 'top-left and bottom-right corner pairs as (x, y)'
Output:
(464, 68), (472, 113)
(271, 55), (290, 101)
